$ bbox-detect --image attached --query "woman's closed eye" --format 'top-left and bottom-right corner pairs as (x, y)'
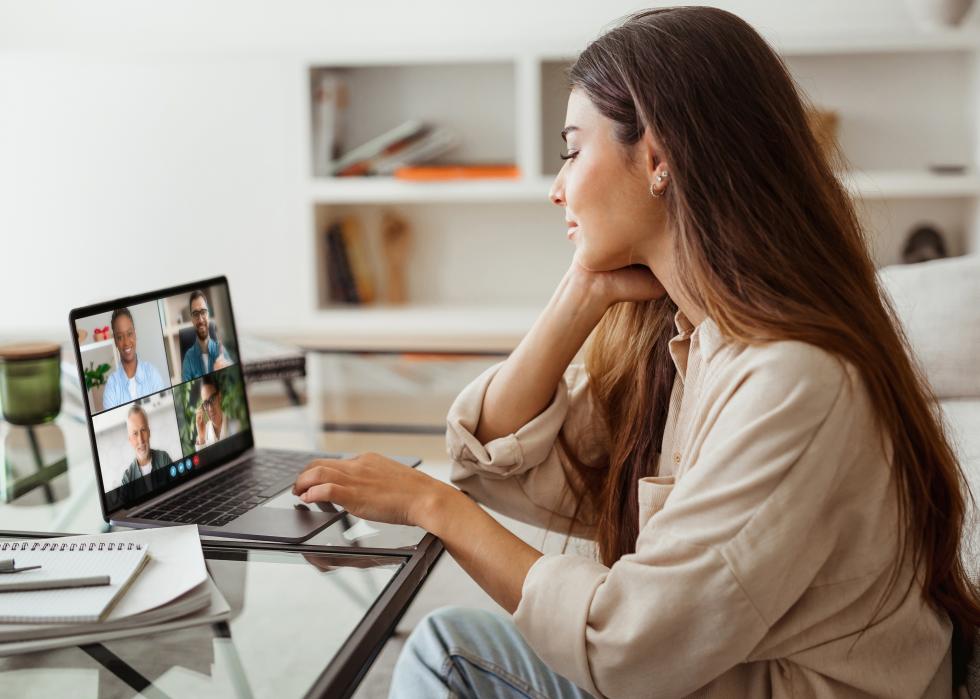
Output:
(559, 150), (578, 161)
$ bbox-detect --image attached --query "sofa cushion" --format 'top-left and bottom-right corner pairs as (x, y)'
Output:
(878, 255), (980, 400)
(941, 399), (980, 583)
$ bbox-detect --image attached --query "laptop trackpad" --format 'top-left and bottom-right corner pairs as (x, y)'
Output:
(261, 487), (343, 515)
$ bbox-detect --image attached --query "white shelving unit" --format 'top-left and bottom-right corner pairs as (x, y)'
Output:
(79, 338), (116, 352)
(298, 32), (980, 352)
(309, 170), (980, 204)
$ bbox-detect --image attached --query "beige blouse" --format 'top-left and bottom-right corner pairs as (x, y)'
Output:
(447, 311), (953, 698)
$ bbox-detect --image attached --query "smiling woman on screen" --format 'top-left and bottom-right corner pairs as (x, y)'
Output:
(292, 7), (980, 697)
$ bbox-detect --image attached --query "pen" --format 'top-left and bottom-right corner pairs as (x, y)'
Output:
(0, 574), (112, 593)
(0, 558), (41, 574)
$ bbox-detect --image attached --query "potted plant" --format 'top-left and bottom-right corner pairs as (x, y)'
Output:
(84, 362), (111, 412)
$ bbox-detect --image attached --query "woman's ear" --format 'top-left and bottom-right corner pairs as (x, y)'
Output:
(640, 127), (667, 181)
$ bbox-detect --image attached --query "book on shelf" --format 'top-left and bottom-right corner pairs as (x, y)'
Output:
(332, 120), (428, 177)
(340, 215), (376, 303)
(311, 70), (349, 177)
(325, 220), (360, 304)
(372, 126), (460, 176)
(331, 121), (461, 177)
(393, 164), (521, 181)
(322, 213), (410, 306)
(381, 211), (412, 304)
(323, 216), (378, 304)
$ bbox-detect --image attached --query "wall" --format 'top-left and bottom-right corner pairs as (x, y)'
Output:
(0, 0), (973, 338)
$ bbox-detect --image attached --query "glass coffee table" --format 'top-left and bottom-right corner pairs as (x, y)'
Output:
(0, 349), (502, 698)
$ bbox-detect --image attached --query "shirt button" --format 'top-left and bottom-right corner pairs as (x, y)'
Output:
(672, 451), (682, 464)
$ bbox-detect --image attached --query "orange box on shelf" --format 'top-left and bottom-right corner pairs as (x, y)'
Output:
(393, 164), (521, 181)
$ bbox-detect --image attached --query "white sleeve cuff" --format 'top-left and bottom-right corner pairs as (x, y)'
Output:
(447, 361), (570, 480)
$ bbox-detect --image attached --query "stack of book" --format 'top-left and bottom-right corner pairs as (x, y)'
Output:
(330, 120), (461, 177)
(324, 215), (377, 305)
(0, 526), (228, 655)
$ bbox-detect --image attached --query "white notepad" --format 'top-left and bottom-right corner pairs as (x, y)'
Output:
(0, 540), (149, 623)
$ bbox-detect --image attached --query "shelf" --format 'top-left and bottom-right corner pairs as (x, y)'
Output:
(771, 31), (980, 56)
(263, 305), (540, 353)
(533, 31), (980, 63)
(844, 170), (980, 198)
(79, 339), (115, 352)
(310, 177), (550, 204)
(310, 171), (980, 204)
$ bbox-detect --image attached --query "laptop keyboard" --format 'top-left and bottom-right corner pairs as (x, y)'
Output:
(137, 449), (341, 528)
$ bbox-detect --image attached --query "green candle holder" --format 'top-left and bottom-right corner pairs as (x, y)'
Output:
(0, 343), (62, 426)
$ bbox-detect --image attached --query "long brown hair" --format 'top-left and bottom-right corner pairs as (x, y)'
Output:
(559, 6), (979, 682)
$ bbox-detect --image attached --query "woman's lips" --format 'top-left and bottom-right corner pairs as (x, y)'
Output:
(566, 223), (578, 239)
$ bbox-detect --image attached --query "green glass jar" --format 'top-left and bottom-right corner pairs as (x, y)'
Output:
(0, 343), (62, 426)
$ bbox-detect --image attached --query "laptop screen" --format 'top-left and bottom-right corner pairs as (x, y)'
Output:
(69, 277), (254, 515)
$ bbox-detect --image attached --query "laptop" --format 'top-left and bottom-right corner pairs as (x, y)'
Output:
(69, 275), (421, 543)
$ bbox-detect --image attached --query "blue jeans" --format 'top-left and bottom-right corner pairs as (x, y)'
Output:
(389, 606), (597, 699)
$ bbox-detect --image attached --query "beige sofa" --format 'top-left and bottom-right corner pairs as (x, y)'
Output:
(878, 254), (980, 697)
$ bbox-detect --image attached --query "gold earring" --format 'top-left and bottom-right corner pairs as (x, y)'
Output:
(650, 169), (669, 198)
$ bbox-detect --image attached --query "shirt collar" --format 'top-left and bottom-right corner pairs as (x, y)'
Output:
(114, 355), (145, 381)
(668, 309), (725, 381)
(673, 309), (696, 337)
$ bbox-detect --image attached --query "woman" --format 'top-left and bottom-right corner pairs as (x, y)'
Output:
(293, 7), (979, 697)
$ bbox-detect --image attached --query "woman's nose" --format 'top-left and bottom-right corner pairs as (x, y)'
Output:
(549, 177), (564, 206)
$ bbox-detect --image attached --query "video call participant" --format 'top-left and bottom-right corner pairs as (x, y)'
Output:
(194, 373), (240, 449)
(181, 290), (232, 381)
(120, 405), (173, 486)
(102, 308), (168, 410)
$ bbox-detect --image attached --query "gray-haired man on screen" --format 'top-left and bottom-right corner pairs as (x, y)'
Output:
(120, 405), (173, 486)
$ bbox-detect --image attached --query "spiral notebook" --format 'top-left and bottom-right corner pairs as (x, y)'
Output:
(0, 540), (149, 624)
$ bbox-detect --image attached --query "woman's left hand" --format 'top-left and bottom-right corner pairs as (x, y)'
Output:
(292, 452), (450, 528)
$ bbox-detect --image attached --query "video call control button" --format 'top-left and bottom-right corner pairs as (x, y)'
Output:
(169, 465), (177, 478)
(178, 462), (185, 474)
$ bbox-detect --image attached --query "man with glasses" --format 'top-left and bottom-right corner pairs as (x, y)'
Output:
(194, 373), (240, 449)
(103, 308), (168, 410)
(181, 290), (233, 381)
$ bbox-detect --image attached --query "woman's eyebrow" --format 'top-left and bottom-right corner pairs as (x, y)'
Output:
(561, 126), (580, 142)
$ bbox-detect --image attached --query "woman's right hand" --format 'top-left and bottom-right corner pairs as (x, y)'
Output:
(567, 260), (668, 310)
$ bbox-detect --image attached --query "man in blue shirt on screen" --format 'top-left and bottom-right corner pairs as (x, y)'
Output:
(181, 290), (232, 381)
(102, 308), (168, 410)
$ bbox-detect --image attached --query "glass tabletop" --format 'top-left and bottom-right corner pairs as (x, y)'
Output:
(0, 544), (405, 698)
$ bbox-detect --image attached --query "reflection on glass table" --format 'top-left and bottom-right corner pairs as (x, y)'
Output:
(0, 544), (409, 698)
(0, 411), (105, 537)
(1, 422), (68, 504)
